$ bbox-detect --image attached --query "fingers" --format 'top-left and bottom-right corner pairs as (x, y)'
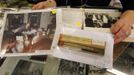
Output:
(111, 20), (123, 34)
(32, 1), (56, 10)
(114, 26), (131, 44)
(111, 20), (132, 44)
(32, 2), (46, 10)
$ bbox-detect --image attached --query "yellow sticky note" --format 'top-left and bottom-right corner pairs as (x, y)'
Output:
(52, 9), (56, 14)
(76, 22), (82, 27)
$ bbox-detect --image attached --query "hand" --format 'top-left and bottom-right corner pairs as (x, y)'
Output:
(111, 10), (134, 44)
(32, 0), (56, 10)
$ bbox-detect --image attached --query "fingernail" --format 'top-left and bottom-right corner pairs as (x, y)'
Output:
(114, 39), (119, 44)
(114, 40), (117, 44)
(114, 41), (118, 44)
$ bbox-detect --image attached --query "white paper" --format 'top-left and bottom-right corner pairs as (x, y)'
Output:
(53, 27), (114, 68)
(62, 8), (84, 29)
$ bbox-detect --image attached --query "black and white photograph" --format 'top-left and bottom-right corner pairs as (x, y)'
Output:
(57, 59), (87, 75)
(12, 59), (44, 75)
(1, 10), (57, 54)
(0, 55), (47, 75)
(84, 12), (120, 28)
(113, 45), (134, 75)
